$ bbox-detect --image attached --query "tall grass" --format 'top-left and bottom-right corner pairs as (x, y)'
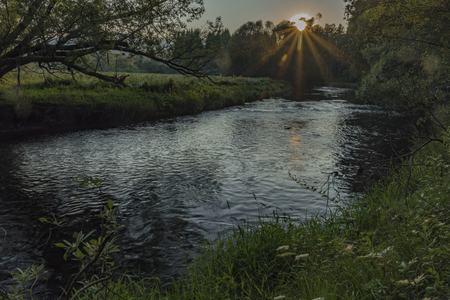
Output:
(0, 72), (292, 128)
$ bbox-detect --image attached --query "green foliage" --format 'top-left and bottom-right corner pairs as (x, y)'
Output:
(226, 20), (277, 77)
(0, 175), (164, 300)
(160, 214), (297, 299)
(0, 0), (224, 85)
(345, 0), (450, 109)
(2, 265), (47, 300)
(69, 274), (161, 300)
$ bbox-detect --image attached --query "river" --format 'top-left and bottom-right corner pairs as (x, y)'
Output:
(0, 87), (414, 297)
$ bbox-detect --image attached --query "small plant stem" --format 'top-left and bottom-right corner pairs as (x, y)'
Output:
(404, 154), (414, 206)
(68, 273), (113, 300)
(65, 233), (112, 300)
(0, 285), (11, 300)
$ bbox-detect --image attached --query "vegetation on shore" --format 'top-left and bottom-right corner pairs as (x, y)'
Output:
(344, 0), (450, 112)
(0, 72), (292, 134)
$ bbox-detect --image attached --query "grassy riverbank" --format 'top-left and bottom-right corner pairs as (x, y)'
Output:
(124, 108), (448, 299)
(0, 72), (292, 139)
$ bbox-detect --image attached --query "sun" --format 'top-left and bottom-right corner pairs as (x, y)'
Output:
(290, 13), (312, 31)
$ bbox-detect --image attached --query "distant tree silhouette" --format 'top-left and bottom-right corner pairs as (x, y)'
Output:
(224, 18), (348, 91)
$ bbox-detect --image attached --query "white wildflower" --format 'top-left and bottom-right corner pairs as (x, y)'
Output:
(295, 254), (309, 260)
(276, 245), (289, 251)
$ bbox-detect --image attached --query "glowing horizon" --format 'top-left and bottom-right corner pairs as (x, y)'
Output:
(275, 18), (346, 99)
(290, 14), (311, 31)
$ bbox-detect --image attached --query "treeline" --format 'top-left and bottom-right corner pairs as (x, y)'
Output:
(98, 18), (351, 90)
(219, 19), (350, 88)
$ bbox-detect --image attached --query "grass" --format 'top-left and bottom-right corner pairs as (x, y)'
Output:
(0, 71), (293, 130)
(329, 79), (359, 89)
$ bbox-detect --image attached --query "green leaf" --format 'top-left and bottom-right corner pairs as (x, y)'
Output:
(84, 230), (96, 241)
(75, 248), (85, 260)
(108, 199), (114, 209)
(55, 243), (68, 248)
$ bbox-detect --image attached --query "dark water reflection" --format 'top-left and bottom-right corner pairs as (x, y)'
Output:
(0, 87), (414, 297)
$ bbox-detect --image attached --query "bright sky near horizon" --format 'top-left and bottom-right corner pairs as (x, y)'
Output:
(191, 0), (348, 33)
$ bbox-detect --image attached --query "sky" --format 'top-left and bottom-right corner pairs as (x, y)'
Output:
(191, 0), (348, 33)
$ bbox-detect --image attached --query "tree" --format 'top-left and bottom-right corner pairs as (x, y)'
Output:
(0, 0), (224, 85)
(226, 20), (277, 76)
(344, 0), (450, 108)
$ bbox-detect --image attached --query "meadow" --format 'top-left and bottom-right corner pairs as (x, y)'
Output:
(0, 72), (292, 134)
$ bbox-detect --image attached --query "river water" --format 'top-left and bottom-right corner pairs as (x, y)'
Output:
(0, 87), (414, 297)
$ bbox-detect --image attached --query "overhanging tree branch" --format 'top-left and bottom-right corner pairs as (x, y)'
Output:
(0, 0), (224, 84)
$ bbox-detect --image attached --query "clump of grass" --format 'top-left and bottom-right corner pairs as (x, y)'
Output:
(70, 274), (163, 300)
(166, 213), (299, 299)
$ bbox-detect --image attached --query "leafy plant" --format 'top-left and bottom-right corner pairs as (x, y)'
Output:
(0, 176), (129, 300)
(1, 265), (47, 300)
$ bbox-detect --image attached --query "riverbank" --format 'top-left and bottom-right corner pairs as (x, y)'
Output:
(0, 73), (292, 141)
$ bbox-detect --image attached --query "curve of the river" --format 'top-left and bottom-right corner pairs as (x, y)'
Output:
(0, 87), (414, 297)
